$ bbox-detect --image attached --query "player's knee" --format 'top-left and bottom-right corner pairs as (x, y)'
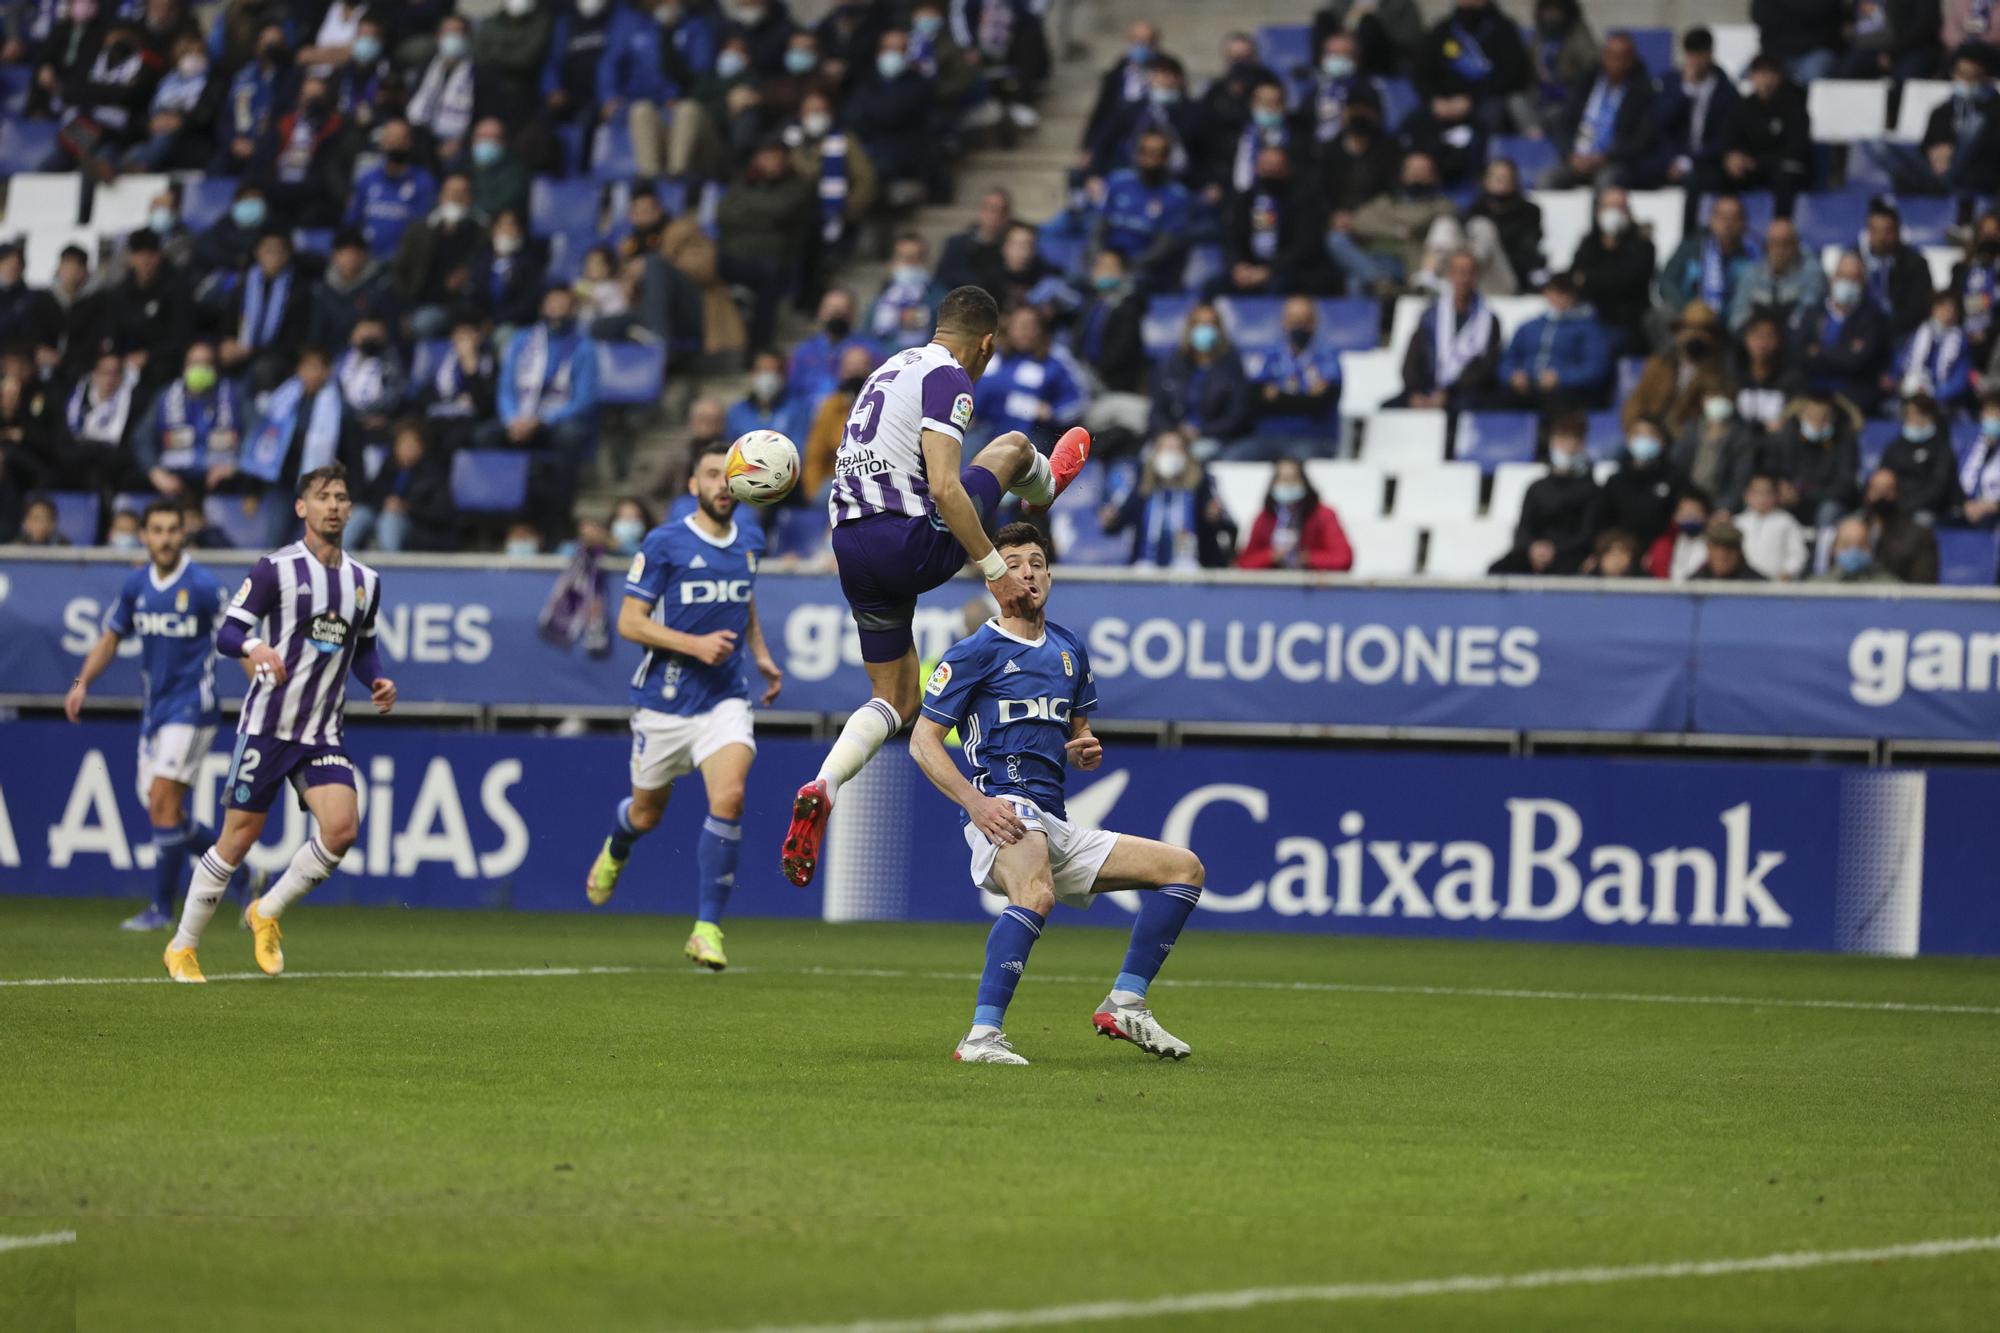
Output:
(318, 814), (360, 855)
(628, 799), (664, 832)
(708, 787), (744, 822)
(147, 787), (183, 827)
(1016, 878), (1056, 918)
(1174, 849), (1205, 888)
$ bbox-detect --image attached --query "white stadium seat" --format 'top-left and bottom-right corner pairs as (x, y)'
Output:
(91, 173), (170, 234)
(1391, 462), (1482, 524)
(1361, 409), (1448, 470)
(1341, 518), (1421, 577)
(1532, 188), (1592, 271)
(1922, 246), (1959, 292)
(1424, 519), (1516, 578)
(1338, 347), (1404, 416)
(1819, 242), (1846, 278)
(1388, 294), (1428, 357)
(1710, 24), (1759, 83)
(1626, 189), (1686, 265)
(6, 228), (97, 286)
(1806, 80), (1890, 144)
(1488, 462), (1547, 526)
(1206, 461), (1275, 535)
(1489, 295), (1549, 341)
(1, 173), (85, 229)
(1893, 81), (1953, 143)
(1304, 460), (1387, 519)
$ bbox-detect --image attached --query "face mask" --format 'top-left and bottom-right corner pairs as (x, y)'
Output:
(1321, 54), (1355, 79)
(838, 375), (866, 394)
(384, 147), (411, 168)
(800, 110), (834, 138)
(184, 364), (217, 394)
(1704, 396), (1733, 424)
(1272, 482), (1306, 505)
(716, 50), (748, 78)
(1139, 164), (1169, 186)
(1148, 84), (1181, 105)
(504, 0), (534, 16)
(824, 316), (852, 341)
(1802, 420), (1832, 442)
(1835, 547), (1873, 575)
(356, 336), (386, 356)
(1955, 80), (1985, 100)
(1832, 278), (1861, 306)
(610, 517), (645, 550)
(1127, 42), (1153, 65)
(1189, 325), (1219, 354)
(877, 51), (908, 79)
(1153, 450), (1187, 480)
(1905, 421), (1936, 443)
(493, 232), (521, 256)
(1597, 208), (1627, 236)
(109, 529), (142, 550)
(1549, 447), (1582, 475)
(547, 315), (577, 336)
(149, 207), (177, 233)
(751, 370), (783, 401)
(1982, 417), (2000, 440)
(178, 54), (206, 78)
(105, 38), (132, 63)
(466, 139), (502, 169)
(1252, 108), (1283, 130)
(440, 32), (470, 61)
(654, 1), (678, 22)
(352, 34), (381, 63)
(915, 14), (943, 37)
(231, 198), (267, 229)
(786, 48), (818, 75)
(892, 264), (927, 286)
(1627, 435), (1662, 462)
(438, 201), (467, 225)
(505, 538), (539, 557)
(1092, 273), (1121, 293)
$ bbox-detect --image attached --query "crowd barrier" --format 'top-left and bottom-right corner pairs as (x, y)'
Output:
(3, 722), (1993, 957)
(7, 553), (2000, 742)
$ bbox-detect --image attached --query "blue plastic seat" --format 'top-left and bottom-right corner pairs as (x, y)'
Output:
(766, 503), (830, 561)
(0, 119), (58, 175)
(1140, 294), (1197, 360)
(409, 338), (450, 389)
(50, 492), (101, 545)
(202, 494), (263, 548)
(544, 229), (594, 284)
(1256, 24), (1312, 77)
(292, 228), (333, 257)
(1616, 356), (1648, 402)
(1317, 298), (1380, 352)
(1794, 190), (1871, 250)
(1936, 527), (2000, 586)
(590, 121), (638, 184)
(1622, 27), (1675, 78)
(1584, 410), (1625, 461)
(529, 177), (602, 237)
(111, 491), (156, 517)
(1858, 419), (1902, 475)
(1179, 242), (1225, 294)
(0, 67), (31, 118)
(1951, 420), (1983, 463)
(596, 342), (667, 406)
(1378, 78), (1419, 131)
(1894, 195), (1952, 245)
(1488, 134), (1559, 180)
(181, 175), (239, 231)
(1218, 296), (1283, 350)
(450, 449), (531, 513)
(1457, 412), (1540, 471)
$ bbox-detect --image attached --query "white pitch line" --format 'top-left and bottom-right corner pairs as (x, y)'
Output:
(0, 962), (1994, 1018)
(0, 1231), (77, 1255)
(716, 1234), (2000, 1333)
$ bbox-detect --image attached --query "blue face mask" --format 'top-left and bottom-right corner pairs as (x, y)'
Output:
(1905, 421), (1936, 443)
(231, 197), (267, 229)
(1252, 108), (1284, 130)
(877, 50), (907, 79)
(1149, 84), (1180, 105)
(610, 517), (645, 551)
(471, 139), (503, 167)
(1982, 416), (2000, 440)
(439, 32), (470, 62)
(1093, 273), (1121, 292)
(785, 48), (817, 75)
(1831, 278), (1862, 307)
(1802, 421), (1832, 442)
(1321, 54), (1355, 80)
(1189, 324), (1219, 354)
(352, 34), (381, 64)
(716, 50), (748, 79)
(914, 15), (943, 37)
(1835, 547), (1872, 575)
(505, 538), (539, 557)
(1127, 42), (1153, 65)
(1627, 435), (1662, 463)
(1272, 482), (1306, 505)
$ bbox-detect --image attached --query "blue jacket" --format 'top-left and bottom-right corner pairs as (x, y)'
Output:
(597, 4), (718, 106)
(788, 332), (881, 406)
(1150, 349), (1254, 441)
(980, 350), (1088, 442)
(1098, 169), (1192, 262)
(345, 166), (439, 260)
(725, 393), (810, 446)
(499, 324), (600, 428)
(1499, 310), (1614, 394)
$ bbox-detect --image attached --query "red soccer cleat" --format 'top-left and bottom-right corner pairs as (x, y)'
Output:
(781, 779), (831, 888)
(1047, 426), (1091, 503)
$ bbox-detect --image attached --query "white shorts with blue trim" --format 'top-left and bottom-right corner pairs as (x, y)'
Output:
(137, 724), (216, 799)
(964, 795), (1120, 911)
(629, 699), (756, 790)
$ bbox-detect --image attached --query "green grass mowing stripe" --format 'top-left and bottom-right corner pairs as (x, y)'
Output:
(717, 1235), (2000, 1333)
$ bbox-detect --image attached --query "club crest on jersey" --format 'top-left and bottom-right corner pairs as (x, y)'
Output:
(174, 588), (188, 612)
(1060, 650), (1074, 677)
(307, 609), (351, 654)
(951, 392), (974, 429)
(926, 661), (952, 696)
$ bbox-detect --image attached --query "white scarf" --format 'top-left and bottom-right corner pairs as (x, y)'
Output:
(513, 324), (577, 421)
(66, 366), (139, 445)
(1960, 435), (2000, 503)
(1433, 295), (1492, 388)
(1899, 321), (1966, 399)
(335, 350), (387, 412)
(409, 56), (476, 143)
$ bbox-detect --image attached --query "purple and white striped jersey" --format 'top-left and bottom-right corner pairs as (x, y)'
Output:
(828, 342), (977, 525)
(224, 544), (383, 745)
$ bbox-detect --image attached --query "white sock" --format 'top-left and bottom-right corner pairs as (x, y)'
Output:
(1008, 449), (1054, 506)
(816, 698), (902, 805)
(258, 836), (341, 919)
(169, 850), (238, 952)
(968, 1023), (1001, 1040)
(1108, 989), (1146, 1008)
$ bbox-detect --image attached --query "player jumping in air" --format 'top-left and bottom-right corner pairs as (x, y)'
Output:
(67, 501), (250, 931)
(909, 523), (1204, 1065)
(162, 465), (397, 982)
(780, 286), (1092, 887)
(584, 442), (783, 970)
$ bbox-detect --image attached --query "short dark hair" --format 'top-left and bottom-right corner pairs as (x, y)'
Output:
(694, 438), (732, 467)
(1903, 392), (1942, 421)
(297, 462), (349, 498)
(1682, 26), (1713, 53)
(936, 285), (1000, 338)
(993, 521), (1052, 564)
(1548, 411), (1589, 442)
(141, 498), (183, 526)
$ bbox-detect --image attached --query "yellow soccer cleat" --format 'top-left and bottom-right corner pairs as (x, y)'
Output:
(164, 945), (205, 984)
(684, 922), (727, 971)
(586, 839), (624, 906)
(244, 897), (284, 976)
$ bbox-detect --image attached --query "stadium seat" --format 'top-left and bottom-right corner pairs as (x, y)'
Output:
(183, 176), (238, 231)
(1844, 144), (1893, 190)
(1040, 229), (1086, 278)
(1178, 242), (1225, 293)
(1217, 297), (1283, 350)
(1387, 295), (1428, 357)
(529, 177), (602, 237)
(91, 174), (169, 234)
(1709, 23), (1759, 81)
(1341, 517), (1420, 576)
(545, 230), (594, 284)
(1625, 189), (1685, 261)
(1532, 189), (1592, 270)
(1046, 467), (1131, 566)
(1893, 81), (1953, 143)
(1795, 191), (1871, 250)
(1255, 24), (1312, 80)
(1377, 78), (1419, 131)
(1895, 196), (1952, 246)
(2, 173), (84, 229)
(1951, 419), (1982, 463)
(15, 228), (97, 286)
(1488, 461), (1547, 524)
(1623, 27), (1674, 77)
(1922, 246), (1960, 292)
(50, 491), (101, 545)
(1317, 298), (1380, 353)
(293, 228), (333, 256)
(0, 65), (29, 118)
(1935, 527), (2000, 587)
(1141, 294), (1196, 360)
(1206, 461), (1275, 534)
(1337, 348), (1403, 417)
(409, 338), (450, 388)
(596, 342), (668, 406)
(1859, 420), (1901, 475)
(450, 449), (531, 513)
(203, 493), (264, 548)
(0, 120), (59, 177)
(1456, 412), (1539, 471)
(554, 123), (586, 177)
(1424, 518), (1515, 577)
(1806, 80), (1890, 144)
(1361, 410), (1448, 470)
(111, 491), (155, 517)
(1583, 411), (1625, 461)
(766, 502), (833, 563)
(1304, 460), (1387, 517)
(1616, 356), (1647, 403)
(362, 443), (388, 481)
(1489, 295), (1548, 341)
(1488, 135), (1559, 181)
(1391, 462), (1481, 523)
(590, 121), (638, 183)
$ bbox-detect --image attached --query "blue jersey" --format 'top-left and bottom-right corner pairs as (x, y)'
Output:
(623, 515), (766, 716)
(104, 557), (227, 735)
(920, 619), (1098, 820)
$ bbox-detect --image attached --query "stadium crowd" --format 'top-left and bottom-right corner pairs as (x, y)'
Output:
(2, 0), (2000, 586)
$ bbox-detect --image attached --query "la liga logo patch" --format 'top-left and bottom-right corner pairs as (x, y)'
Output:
(951, 392), (974, 430)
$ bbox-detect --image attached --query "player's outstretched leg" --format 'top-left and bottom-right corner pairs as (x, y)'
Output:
(165, 845), (238, 982)
(589, 791), (665, 906)
(242, 785), (359, 977)
(955, 836), (1055, 1065)
(785, 693), (905, 888)
(1087, 838), (1206, 1060)
(968, 428), (1092, 514)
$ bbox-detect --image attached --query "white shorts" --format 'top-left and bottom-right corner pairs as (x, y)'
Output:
(964, 795), (1120, 911)
(629, 699), (756, 790)
(137, 723), (216, 799)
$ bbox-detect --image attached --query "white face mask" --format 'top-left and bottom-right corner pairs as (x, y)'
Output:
(178, 54), (205, 78)
(577, 0), (606, 14)
(1597, 209), (1627, 236)
(802, 111), (833, 138)
(1153, 450), (1187, 480)
(503, 0), (534, 16)
(438, 201), (467, 225)
(751, 370), (783, 402)
(493, 232), (522, 256)
(1704, 396), (1733, 424)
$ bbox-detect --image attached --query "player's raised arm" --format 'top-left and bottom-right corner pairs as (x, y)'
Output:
(745, 595), (782, 704)
(920, 426), (1033, 616)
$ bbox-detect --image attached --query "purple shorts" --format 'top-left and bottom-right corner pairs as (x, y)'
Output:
(224, 734), (357, 814)
(832, 465), (1004, 662)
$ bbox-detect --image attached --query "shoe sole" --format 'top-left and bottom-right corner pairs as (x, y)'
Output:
(781, 785), (828, 888)
(1092, 1011), (1189, 1061)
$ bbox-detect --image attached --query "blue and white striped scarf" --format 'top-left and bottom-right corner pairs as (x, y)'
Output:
(158, 380), (242, 471)
(150, 68), (208, 115)
(241, 377), (343, 482)
(815, 132), (850, 244)
(239, 265), (293, 351)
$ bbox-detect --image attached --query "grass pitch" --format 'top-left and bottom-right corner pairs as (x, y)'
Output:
(2, 896), (1997, 1332)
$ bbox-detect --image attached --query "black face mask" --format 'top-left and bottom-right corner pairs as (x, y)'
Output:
(838, 375), (866, 393)
(1286, 327), (1312, 350)
(1869, 498), (1900, 521)
(546, 316), (575, 335)
(357, 337), (386, 356)
(823, 316), (852, 341)
(384, 147), (411, 167)
(105, 38), (134, 62)
(1139, 165), (1168, 187)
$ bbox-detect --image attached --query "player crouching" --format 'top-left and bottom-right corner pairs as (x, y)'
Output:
(909, 523), (1203, 1065)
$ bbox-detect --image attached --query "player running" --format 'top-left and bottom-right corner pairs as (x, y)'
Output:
(162, 465), (397, 982)
(780, 286), (1092, 888)
(909, 523), (1205, 1066)
(66, 501), (241, 931)
(583, 442), (783, 970)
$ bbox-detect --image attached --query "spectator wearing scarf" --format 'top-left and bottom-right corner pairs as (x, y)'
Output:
(333, 320), (406, 445)
(62, 354), (144, 489)
(785, 92), (877, 252)
(1294, 34), (1368, 148)
(1658, 196), (1758, 320)
(1546, 32), (1656, 189)
(1100, 431), (1238, 569)
(1230, 79), (1291, 193)
(1791, 252), (1894, 417)
(867, 235), (945, 350)
(123, 35), (215, 169)
(485, 286), (602, 534)
(408, 15), (479, 150)
(240, 347), (346, 545)
(255, 77), (346, 225)
(1399, 252), (1501, 409)
(1894, 294), (1975, 412)
(140, 344), (243, 492)
(422, 320), (498, 450)
(1415, 0), (1530, 128)
(1858, 201), (1943, 338)
(222, 229), (307, 390)
(1953, 212), (2000, 365)
(214, 27), (285, 173)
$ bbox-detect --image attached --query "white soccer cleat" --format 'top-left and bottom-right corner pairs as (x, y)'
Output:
(953, 1031), (1030, 1065)
(1093, 999), (1191, 1061)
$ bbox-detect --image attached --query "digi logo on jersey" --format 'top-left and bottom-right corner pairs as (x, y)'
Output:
(997, 696), (1072, 725)
(679, 579), (753, 606)
(129, 611), (204, 638)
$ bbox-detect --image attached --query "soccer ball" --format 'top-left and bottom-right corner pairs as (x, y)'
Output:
(725, 430), (799, 505)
